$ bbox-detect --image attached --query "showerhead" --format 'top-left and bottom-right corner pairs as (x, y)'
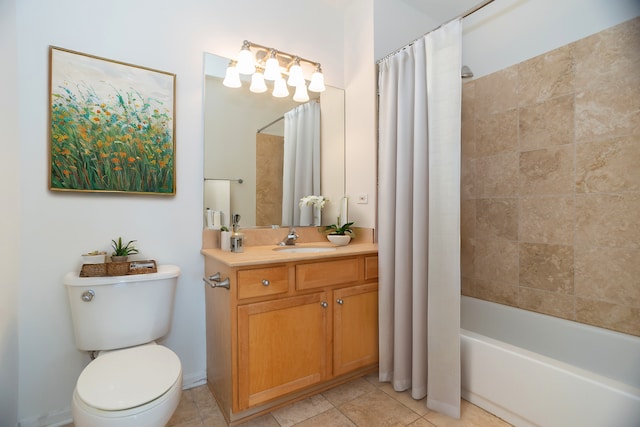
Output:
(461, 65), (474, 78)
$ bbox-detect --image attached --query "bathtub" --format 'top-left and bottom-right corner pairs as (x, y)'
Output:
(460, 296), (640, 427)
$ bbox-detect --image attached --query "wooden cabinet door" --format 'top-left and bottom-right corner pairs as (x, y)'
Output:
(333, 283), (379, 376)
(237, 292), (329, 410)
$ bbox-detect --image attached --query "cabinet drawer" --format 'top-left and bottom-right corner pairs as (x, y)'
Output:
(237, 266), (289, 300)
(296, 258), (361, 291)
(365, 256), (378, 280)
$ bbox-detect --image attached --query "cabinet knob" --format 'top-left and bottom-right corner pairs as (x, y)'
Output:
(262, 279), (270, 286)
(320, 301), (328, 308)
(336, 298), (344, 305)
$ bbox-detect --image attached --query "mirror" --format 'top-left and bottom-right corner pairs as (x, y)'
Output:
(203, 52), (345, 228)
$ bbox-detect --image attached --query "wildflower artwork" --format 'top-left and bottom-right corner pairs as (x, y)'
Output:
(49, 47), (176, 194)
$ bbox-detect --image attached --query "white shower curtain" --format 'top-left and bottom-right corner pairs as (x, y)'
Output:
(378, 19), (462, 419)
(281, 101), (321, 226)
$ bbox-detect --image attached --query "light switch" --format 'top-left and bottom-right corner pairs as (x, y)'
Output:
(357, 193), (368, 204)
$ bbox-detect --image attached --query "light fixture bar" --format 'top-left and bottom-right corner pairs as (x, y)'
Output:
(242, 40), (321, 72)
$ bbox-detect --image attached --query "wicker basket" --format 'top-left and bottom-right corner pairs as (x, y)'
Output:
(128, 260), (157, 274)
(79, 260), (157, 277)
(79, 263), (107, 277)
(106, 262), (130, 276)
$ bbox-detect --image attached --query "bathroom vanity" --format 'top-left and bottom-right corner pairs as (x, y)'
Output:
(201, 230), (378, 425)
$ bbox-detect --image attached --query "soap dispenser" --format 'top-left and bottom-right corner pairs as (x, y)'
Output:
(230, 214), (244, 253)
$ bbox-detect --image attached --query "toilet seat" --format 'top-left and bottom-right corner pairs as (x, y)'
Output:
(76, 344), (181, 411)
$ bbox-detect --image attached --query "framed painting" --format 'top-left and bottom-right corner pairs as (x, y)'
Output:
(49, 46), (176, 195)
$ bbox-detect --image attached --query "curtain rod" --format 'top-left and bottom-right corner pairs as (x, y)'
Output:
(205, 177), (243, 183)
(376, 0), (496, 64)
(257, 116), (284, 133)
(256, 98), (320, 133)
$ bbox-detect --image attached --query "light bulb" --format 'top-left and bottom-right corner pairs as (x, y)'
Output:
(264, 50), (281, 81)
(293, 83), (309, 102)
(250, 71), (267, 93)
(222, 64), (241, 88)
(272, 77), (289, 98)
(236, 42), (256, 75)
(308, 66), (325, 92)
(287, 59), (304, 87)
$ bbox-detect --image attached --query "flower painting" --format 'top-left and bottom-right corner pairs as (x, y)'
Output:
(49, 47), (176, 194)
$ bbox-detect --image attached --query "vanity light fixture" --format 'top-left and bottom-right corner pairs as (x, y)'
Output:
(272, 77), (289, 98)
(236, 41), (256, 75)
(293, 83), (310, 102)
(263, 50), (282, 81)
(308, 64), (326, 93)
(223, 40), (326, 102)
(222, 61), (241, 88)
(249, 69), (268, 93)
(287, 57), (304, 87)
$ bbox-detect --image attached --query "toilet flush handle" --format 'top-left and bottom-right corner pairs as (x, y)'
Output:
(81, 289), (95, 302)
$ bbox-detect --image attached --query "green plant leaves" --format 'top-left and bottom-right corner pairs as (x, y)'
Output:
(111, 237), (139, 256)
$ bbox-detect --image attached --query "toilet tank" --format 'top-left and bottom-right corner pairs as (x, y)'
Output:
(64, 265), (180, 351)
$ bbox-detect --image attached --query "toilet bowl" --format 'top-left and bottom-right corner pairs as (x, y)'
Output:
(72, 343), (182, 427)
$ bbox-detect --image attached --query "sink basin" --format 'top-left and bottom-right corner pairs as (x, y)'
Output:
(273, 246), (337, 253)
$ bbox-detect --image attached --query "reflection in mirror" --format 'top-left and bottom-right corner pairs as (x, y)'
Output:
(203, 52), (345, 229)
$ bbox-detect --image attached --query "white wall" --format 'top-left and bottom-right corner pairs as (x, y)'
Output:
(7, 1), (361, 425)
(345, 0), (378, 230)
(373, 0), (438, 60)
(0, 0), (20, 425)
(373, 0), (481, 61)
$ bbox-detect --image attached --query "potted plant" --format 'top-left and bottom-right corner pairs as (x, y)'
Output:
(323, 221), (354, 246)
(111, 237), (139, 262)
(300, 195), (328, 226)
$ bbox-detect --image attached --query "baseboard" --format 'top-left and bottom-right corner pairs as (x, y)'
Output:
(182, 370), (207, 390)
(18, 407), (72, 427)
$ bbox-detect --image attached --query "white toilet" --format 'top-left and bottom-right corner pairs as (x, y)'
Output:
(64, 265), (182, 427)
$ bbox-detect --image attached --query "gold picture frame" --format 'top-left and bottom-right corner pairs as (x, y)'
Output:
(49, 46), (176, 195)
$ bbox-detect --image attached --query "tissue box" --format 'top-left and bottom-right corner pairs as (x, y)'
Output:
(82, 253), (106, 264)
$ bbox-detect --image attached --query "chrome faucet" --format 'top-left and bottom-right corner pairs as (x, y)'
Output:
(279, 228), (298, 246)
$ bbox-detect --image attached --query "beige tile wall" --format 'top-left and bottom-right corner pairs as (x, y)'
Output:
(461, 16), (640, 336)
(256, 133), (284, 226)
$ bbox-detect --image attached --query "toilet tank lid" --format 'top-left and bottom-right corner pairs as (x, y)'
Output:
(64, 264), (180, 286)
(76, 344), (182, 411)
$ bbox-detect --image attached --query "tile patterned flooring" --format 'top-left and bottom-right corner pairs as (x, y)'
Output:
(63, 373), (512, 426)
(163, 373), (513, 427)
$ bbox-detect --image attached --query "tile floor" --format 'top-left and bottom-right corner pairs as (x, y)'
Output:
(63, 373), (512, 426)
(164, 373), (512, 427)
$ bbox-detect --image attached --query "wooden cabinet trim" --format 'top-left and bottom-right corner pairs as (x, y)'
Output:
(365, 255), (379, 280)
